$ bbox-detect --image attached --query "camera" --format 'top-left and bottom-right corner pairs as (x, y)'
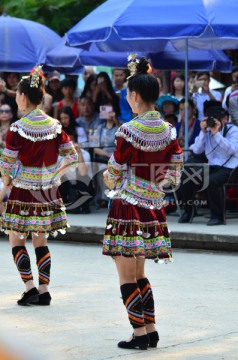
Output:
(99, 105), (113, 119)
(206, 116), (216, 127)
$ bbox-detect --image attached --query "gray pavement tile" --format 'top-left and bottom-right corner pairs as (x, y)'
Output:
(0, 240), (238, 360)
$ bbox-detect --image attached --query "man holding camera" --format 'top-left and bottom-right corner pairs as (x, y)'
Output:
(192, 72), (222, 121)
(178, 106), (238, 225)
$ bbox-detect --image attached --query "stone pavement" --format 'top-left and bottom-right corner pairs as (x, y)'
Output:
(63, 207), (238, 252)
(0, 207), (237, 359)
(0, 240), (237, 360)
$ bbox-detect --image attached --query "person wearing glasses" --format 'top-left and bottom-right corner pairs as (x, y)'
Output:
(0, 104), (14, 151)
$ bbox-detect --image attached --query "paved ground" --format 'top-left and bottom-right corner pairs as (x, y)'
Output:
(62, 207), (238, 252)
(0, 240), (238, 360)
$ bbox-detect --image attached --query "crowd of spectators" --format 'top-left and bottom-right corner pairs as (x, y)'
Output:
(0, 67), (238, 223)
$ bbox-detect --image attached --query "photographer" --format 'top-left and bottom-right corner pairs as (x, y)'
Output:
(178, 106), (238, 225)
(192, 72), (222, 121)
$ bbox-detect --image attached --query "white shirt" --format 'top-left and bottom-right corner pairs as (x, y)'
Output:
(222, 86), (232, 111)
(76, 127), (88, 144)
(190, 124), (238, 169)
(192, 89), (222, 121)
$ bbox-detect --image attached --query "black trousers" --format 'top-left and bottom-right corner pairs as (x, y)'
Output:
(179, 163), (232, 219)
(59, 175), (95, 213)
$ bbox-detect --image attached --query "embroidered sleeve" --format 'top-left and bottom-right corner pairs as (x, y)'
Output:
(107, 137), (131, 183)
(0, 130), (22, 176)
(164, 140), (184, 186)
(59, 130), (78, 168)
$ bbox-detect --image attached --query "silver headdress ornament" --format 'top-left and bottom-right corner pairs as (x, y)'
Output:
(127, 54), (139, 79)
(21, 65), (43, 88)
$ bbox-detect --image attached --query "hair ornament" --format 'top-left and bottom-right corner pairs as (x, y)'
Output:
(147, 63), (153, 74)
(127, 54), (139, 79)
(21, 65), (43, 88)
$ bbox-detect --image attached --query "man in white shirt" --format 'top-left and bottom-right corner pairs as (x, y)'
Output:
(192, 72), (222, 121)
(178, 106), (238, 225)
(222, 66), (238, 111)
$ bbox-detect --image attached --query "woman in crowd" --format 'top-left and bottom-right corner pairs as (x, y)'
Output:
(58, 106), (93, 213)
(155, 73), (165, 98)
(59, 106), (87, 145)
(92, 72), (120, 116)
(176, 98), (201, 149)
(0, 104), (14, 151)
(54, 78), (79, 119)
(102, 56), (183, 350)
(46, 71), (63, 103)
(0, 72), (20, 119)
(81, 74), (97, 99)
(171, 73), (185, 101)
(157, 94), (179, 117)
(94, 101), (120, 208)
(0, 67), (78, 306)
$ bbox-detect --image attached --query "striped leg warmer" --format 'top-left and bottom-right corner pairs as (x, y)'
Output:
(120, 283), (145, 328)
(137, 278), (155, 324)
(35, 246), (51, 285)
(12, 246), (33, 283)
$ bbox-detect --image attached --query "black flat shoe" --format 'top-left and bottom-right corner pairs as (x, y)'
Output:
(31, 292), (51, 306)
(147, 331), (159, 348)
(207, 218), (224, 226)
(17, 287), (39, 306)
(118, 334), (149, 350)
(178, 211), (193, 223)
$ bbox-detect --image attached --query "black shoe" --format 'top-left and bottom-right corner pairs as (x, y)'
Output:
(31, 292), (51, 306)
(80, 206), (91, 214)
(17, 287), (39, 306)
(118, 334), (149, 350)
(147, 331), (159, 348)
(178, 211), (192, 223)
(207, 218), (224, 226)
(96, 200), (108, 209)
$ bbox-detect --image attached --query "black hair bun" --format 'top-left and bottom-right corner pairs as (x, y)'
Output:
(136, 57), (150, 74)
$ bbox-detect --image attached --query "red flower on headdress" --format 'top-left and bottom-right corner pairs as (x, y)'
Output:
(147, 63), (153, 74)
(30, 65), (44, 77)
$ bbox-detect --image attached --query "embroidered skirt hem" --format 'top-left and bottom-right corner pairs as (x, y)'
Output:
(102, 199), (172, 260)
(0, 186), (68, 234)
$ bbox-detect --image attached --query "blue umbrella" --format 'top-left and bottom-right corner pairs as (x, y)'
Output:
(150, 46), (232, 72)
(42, 64), (84, 75)
(45, 41), (232, 72)
(0, 14), (61, 72)
(66, 0), (238, 155)
(66, 0), (238, 52)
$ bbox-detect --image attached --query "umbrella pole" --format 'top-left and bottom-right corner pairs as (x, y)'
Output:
(184, 38), (189, 161)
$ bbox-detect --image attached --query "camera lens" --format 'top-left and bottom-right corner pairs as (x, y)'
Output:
(206, 116), (215, 127)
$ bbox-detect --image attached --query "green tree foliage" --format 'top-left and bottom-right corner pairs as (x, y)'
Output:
(0, 0), (106, 35)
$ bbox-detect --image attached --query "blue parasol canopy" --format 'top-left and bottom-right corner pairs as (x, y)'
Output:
(66, 0), (238, 52)
(65, 0), (238, 155)
(0, 14), (61, 72)
(45, 40), (232, 72)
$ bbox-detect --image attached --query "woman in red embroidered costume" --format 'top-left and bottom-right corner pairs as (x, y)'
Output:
(103, 56), (183, 350)
(0, 66), (78, 306)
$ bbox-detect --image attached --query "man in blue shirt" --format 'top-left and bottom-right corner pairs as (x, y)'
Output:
(178, 106), (238, 225)
(112, 68), (132, 123)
